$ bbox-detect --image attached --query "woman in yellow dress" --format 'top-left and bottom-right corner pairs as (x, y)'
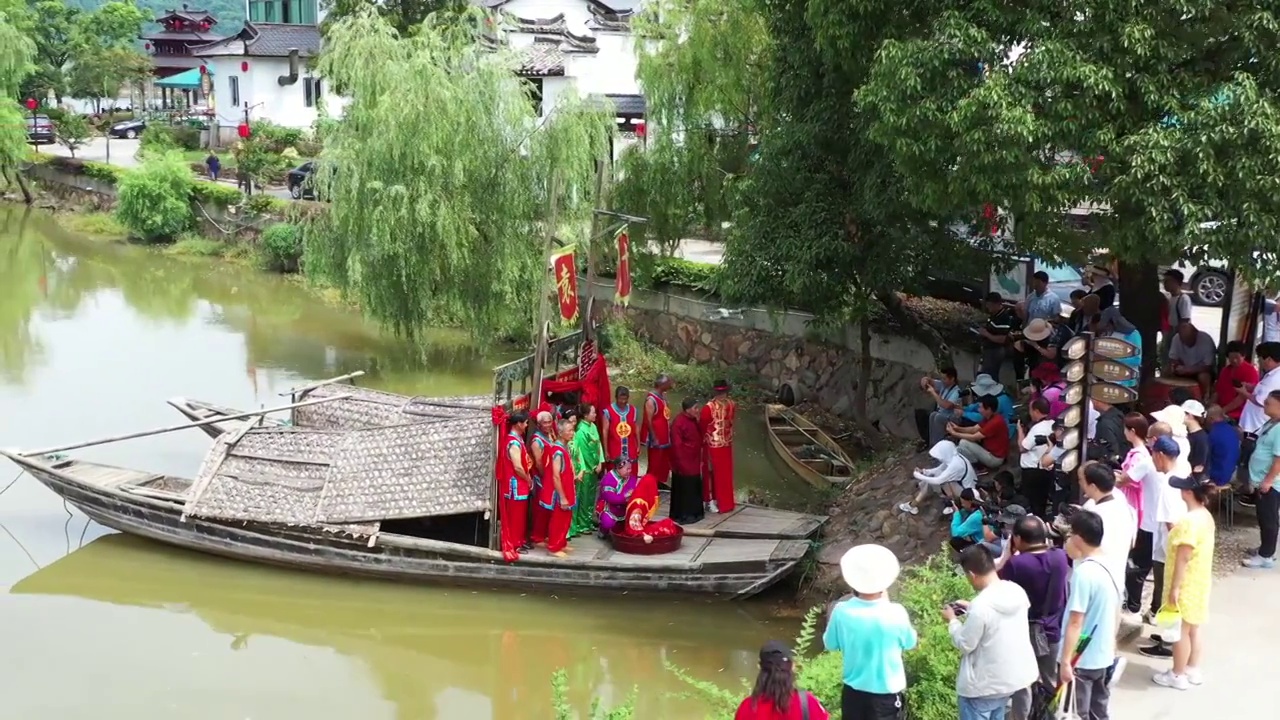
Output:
(1153, 476), (1216, 691)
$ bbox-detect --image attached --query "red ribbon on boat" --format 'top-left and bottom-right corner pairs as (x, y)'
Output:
(491, 405), (507, 427)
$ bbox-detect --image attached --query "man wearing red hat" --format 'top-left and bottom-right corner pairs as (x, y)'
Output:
(701, 379), (738, 513)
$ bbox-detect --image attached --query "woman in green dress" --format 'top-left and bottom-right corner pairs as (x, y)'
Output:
(569, 403), (604, 537)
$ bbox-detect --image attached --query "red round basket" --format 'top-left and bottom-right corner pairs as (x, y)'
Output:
(610, 524), (684, 555)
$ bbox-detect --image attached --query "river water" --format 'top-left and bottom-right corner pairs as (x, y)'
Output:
(0, 206), (809, 719)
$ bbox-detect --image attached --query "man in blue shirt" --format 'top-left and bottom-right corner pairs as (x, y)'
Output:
(1060, 510), (1121, 719)
(915, 366), (963, 448)
(825, 544), (917, 720)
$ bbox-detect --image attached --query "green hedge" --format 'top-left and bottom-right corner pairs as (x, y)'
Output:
(662, 549), (970, 720)
(191, 180), (244, 207)
(651, 256), (719, 291)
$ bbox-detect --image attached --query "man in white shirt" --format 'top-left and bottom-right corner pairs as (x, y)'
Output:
(1077, 461), (1137, 598)
(1019, 398), (1056, 517)
(1236, 342), (1280, 496)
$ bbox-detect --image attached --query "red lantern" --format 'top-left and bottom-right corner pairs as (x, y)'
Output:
(144, 42), (151, 50)
(24, 98), (37, 111)
(634, 121), (646, 138)
(199, 65), (207, 75)
(981, 203), (999, 235)
(241, 61), (249, 72)
(237, 123), (251, 139)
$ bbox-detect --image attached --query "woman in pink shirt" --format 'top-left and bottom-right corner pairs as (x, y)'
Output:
(1029, 365), (1069, 419)
(734, 641), (829, 720)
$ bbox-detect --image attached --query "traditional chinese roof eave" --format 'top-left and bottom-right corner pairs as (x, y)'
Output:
(192, 22), (322, 59)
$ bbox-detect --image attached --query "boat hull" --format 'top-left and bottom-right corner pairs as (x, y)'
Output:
(20, 462), (808, 599)
(765, 405), (856, 487)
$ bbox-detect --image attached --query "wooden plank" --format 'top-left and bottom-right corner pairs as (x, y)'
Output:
(67, 464), (156, 487)
(697, 538), (783, 573)
(608, 536), (708, 566)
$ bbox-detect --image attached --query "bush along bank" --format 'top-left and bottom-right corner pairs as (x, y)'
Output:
(550, 551), (971, 720)
(25, 153), (309, 272)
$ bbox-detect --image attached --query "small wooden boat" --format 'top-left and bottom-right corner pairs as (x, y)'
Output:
(765, 404), (857, 487)
(1, 421), (819, 598)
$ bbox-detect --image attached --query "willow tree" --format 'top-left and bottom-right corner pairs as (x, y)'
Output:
(308, 9), (614, 343)
(0, 8), (35, 204)
(615, 0), (769, 251)
(854, 1), (1280, 365)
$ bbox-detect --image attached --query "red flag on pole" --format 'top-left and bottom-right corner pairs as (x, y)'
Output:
(615, 225), (632, 306)
(550, 246), (579, 322)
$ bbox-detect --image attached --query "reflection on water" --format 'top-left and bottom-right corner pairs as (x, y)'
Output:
(0, 206), (807, 718)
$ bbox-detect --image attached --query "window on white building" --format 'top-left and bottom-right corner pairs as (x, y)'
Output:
(229, 76), (240, 108)
(303, 77), (323, 108)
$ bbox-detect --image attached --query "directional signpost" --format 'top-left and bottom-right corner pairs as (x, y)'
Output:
(1061, 331), (1142, 473)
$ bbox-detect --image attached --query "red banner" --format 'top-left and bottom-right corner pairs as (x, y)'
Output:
(550, 247), (579, 322)
(615, 226), (632, 306)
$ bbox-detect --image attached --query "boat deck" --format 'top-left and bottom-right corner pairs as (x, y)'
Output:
(656, 495), (826, 539)
(520, 533), (811, 569)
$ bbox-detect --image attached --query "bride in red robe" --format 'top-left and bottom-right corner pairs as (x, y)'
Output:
(617, 473), (680, 544)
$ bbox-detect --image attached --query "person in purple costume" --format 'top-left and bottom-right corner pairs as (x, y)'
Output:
(597, 459), (639, 537)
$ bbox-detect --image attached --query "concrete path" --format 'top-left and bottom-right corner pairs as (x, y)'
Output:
(38, 138), (293, 200)
(1109, 567), (1276, 718)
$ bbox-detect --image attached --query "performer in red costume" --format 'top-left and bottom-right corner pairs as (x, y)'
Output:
(700, 379), (737, 514)
(527, 410), (556, 546)
(641, 374), (674, 488)
(602, 386), (639, 480)
(500, 412), (533, 556)
(619, 472), (680, 544)
(539, 418), (578, 557)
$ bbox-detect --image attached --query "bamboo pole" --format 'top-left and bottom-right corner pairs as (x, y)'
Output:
(280, 370), (366, 397)
(21, 394), (355, 457)
(530, 171), (563, 399)
(584, 156), (611, 339)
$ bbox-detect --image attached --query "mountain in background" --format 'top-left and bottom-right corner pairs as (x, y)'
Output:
(66, 0), (247, 35)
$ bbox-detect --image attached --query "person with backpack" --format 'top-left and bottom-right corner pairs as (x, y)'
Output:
(733, 641), (830, 720)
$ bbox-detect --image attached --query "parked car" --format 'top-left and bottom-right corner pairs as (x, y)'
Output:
(286, 161), (333, 201)
(1170, 259), (1231, 307)
(108, 118), (146, 139)
(924, 258), (1085, 308)
(26, 115), (54, 144)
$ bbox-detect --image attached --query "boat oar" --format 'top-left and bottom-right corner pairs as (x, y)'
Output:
(278, 370), (366, 397)
(18, 394), (354, 458)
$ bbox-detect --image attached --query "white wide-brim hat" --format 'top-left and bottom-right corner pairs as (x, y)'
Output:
(1151, 404), (1188, 437)
(840, 544), (901, 594)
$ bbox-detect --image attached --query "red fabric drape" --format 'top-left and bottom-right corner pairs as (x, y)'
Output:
(539, 354), (612, 416)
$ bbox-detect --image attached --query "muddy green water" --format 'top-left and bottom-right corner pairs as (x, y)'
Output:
(0, 206), (810, 719)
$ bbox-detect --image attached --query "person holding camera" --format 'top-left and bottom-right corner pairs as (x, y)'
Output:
(944, 546), (1037, 720)
(1018, 398), (1056, 518)
(914, 367), (963, 449)
(949, 489), (988, 552)
(997, 516), (1070, 720)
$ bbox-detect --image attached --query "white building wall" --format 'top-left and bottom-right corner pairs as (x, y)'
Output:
(207, 56), (347, 133)
(501, 0), (645, 104)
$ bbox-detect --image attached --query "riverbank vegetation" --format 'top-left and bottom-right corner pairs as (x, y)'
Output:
(550, 552), (969, 720)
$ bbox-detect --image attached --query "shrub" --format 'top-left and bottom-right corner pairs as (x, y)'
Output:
(140, 124), (202, 152)
(82, 161), (123, 183)
(651, 256), (719, 291)
(43, 107), (68, 123)
(251, 119), (304, 152)
(669, 550), (971, 720)
(295, 139), (323, 158)
(114, 152), (195, 242)
(259, 222), (302, 272)
(191, 180), (244, 207)
(54, 114), (93, 158)
(166, 233), (226, 257)
(245, 193), (287, 215)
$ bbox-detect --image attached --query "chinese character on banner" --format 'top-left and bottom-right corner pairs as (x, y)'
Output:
(615, 225), (632, 306)
(550, 247), (579, 322)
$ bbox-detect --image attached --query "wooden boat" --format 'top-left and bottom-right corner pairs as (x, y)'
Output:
(765, 404), (857, 487)
(0, 418), (820, 598)
(169, 373), (494, 438)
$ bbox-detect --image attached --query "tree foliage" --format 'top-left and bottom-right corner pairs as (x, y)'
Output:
(307, 8), (614, 344)
(321, 0), (465, 37)
(0, 8), (36, 203)
(615, 0), (769, 251)
(853, 2), (1280, 281)
(115, 152), (196, 242)
(54, 112), (92, 157)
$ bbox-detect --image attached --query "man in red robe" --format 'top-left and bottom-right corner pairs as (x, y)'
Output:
(527, 410), (556, 546)
(700, 379), (737, 514)
(539, 418), (578, 557)
(669, 397), (704, 524)
(500, 412), (533, 557)
(601, 386), (639, 480)
(641, 374), (674, 489)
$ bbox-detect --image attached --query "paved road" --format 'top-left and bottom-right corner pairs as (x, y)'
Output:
(1109, 566), (1277, 718)
(38, 137), (293, 200)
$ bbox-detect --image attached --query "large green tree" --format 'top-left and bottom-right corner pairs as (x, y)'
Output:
(1, 4), (36, 203)
(21, 0), (80, 101)
(307, 8), (614, 344)
(321, 0), (463, 37)
(853, 1), (1280, 363)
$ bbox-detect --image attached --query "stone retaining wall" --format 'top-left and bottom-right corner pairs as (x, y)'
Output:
(582, 278), (982, 438)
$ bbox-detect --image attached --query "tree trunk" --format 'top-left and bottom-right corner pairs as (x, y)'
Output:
(855, 320), (884, 449)
(875, 289), (955, 369)
(1117, 259), (1161, 380)
(3, 167), (33, 205)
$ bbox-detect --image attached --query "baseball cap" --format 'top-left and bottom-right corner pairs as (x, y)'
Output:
(1168, 475), (1200, 490)
(1181, 399), (1206, 418)
(759, 640), (794, 662)
(1151, 435), (1181, 457)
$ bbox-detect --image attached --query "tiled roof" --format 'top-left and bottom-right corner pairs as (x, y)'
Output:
(503, 12), (599, 52)
(518, 41), (567, 77)
(193, 22), (322, 58)
(605, 94), (645, 115)
(586, 5), (634, 32)
(142, 31), (225, 42)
